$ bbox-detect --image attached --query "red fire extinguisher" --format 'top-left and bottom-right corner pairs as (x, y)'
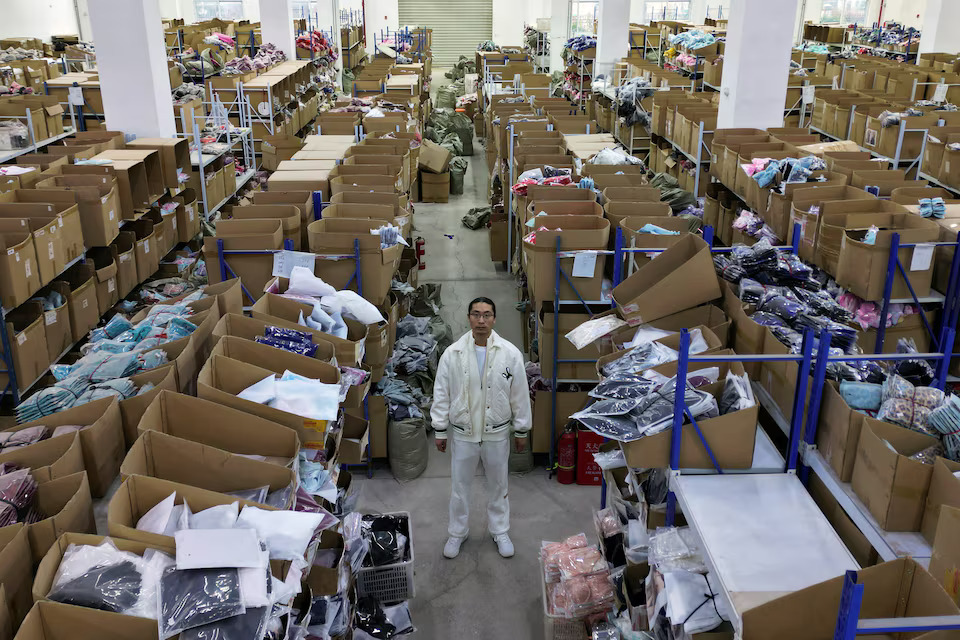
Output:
(415, 237), (425, 270)
(556, 426), (577, 485)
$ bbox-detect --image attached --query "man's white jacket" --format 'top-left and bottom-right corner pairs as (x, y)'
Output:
(431, 330), (532, 443)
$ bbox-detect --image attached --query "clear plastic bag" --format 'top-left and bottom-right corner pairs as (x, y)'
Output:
(592, 449), (626, 470)
(565, 315), (629, 350)
(236, 506), (329, 561)
(589, 374), (657, 400)
(158, 566), (245, 639)
(226, 487), (269, 504)
(719, 369), (755, 414)
(647, 527), (706, 573)
(558, 546), (607, 581)
(189, 503), (239, 530)
(180, 606), (270, 640)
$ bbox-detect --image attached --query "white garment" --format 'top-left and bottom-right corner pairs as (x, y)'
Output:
(475, 345), (486, 376)
(448, 437), (510, 538)
(431, 330), (532, 443)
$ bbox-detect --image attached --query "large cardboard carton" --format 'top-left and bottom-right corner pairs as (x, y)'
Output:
(537, 302), (608, 381)
(198, 353), (340, 449)
(94, 149), (164, 204)
(851, 417), (939, 531)
(532, 390), (591, 454)
(25, 574), (174, 638)
(612, 235), (721, 326)
(0, 525), (32, 627)
(203, 219), (283, 300)
(418, 139), (453, 173)
(27, 472), (95, 564)
(921, 457), (960, 545)
(116, 364), (178, 448)
(321, 203), (411, 238)
(0, 432), (84, 484)
(88, 154), (150, 219)
(121, 430), (296, 502)
(0, 230), (40, 310)
(138, 390), (299, 465)
(266, 170), (330, 201)
(338, 413), (370, 465)
(107, 474), (277, 549)
(260, 134), (305, 171)
(789, 185), (877, 263)
(226, 204), (301, 250)
(251, 191), (313, 247)
(57, 262), (98, 339)
(85, 247), (119, 316)
(0, 203), (66, 285)
(35, 281), (71, 364)
(419, 171), (450, 203)
(0, 302), (47, 393)
(110, 231), (138, 298)
(125, 137), (190, 191)
(211, 316), (337, 365)
(33, 175), (120, 248)
(250, 292), (367, 365)
(306, 218), (403, 305)
(174, 188), (200, 242)
(124, 218), (158, 284)
(740, 558), (960, 639)
(8, 397), (123, 497)
(522, 216), (610, 304)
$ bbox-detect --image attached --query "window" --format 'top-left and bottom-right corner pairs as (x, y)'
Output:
(821, 0), (868, 25)
(646, 1), (690, 22)
(570, 0), (598, 36)
(195, 0), (244, 21)
(705, 3), (729, 20)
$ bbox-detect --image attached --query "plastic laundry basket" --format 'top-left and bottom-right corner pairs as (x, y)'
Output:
(355, 511), (416, 603)
(540, 556), (589, 640)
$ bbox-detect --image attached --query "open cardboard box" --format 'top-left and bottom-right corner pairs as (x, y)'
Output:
(223, 204), (301, 251)
(117, 364), (178, 449)
(121, 430), (295, 506)
(0, 525), (32, 628)
(789, 185), (877, 263)
(211, 316), (337, 365)
(107, 475), (278, 549)
(197, 353), (341, 449)
(138, 390), (299, 465)
(521, 215), (610, 304)
(321, 202), (411, 239)
(921, 457), (960, 545)
(339, 412), (370, 465)
(612, 234), (721, 326)
(740, 558), (960, 639)
(4, 397), (123, 498)
(0, 431), (84, 484)
(250, 292), (367, 366)
(26, 472), (95, 564)
(851, 416), (939, 531)
(0, 228), (40, 310)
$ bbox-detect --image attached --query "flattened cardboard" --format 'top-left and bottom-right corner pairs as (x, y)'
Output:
(121, 430), (295, 502)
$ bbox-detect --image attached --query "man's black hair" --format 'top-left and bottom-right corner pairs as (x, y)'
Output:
(468, 297), (496, 317)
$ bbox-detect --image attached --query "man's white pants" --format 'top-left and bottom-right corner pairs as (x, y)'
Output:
(448, 438), (510, 538)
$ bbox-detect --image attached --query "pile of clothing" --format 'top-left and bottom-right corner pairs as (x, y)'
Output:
(0, 465), (42, 526)
(523, 26), (549, 56)
(181, 47), (225, 77)
(667, 30), (717, 51)
(477, 40), (498, 52)
(511, 167), (574, 197)
(744, 155), (826, 191)
(565, 35), (597, 53)
(295, 30), (339, 64)
(171, 82), (204, 106)
(0, 47), (41, 62)
(14, 298), (210, 422)
(203, 32), (236, 49)
(0, 121), (29, 150)
(444, 55), (476, 81)
(542, 533), (616, 619)
(0, 83), (33, 97)
(615, 77), (655, 128)
(425, 107), (472, 156)
(221, 42), (287, 75)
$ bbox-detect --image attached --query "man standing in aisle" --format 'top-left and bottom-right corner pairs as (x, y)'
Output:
(431, 297), (532, 559)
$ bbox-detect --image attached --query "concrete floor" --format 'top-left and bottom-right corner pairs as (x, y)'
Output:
(354, 129), (601, 637)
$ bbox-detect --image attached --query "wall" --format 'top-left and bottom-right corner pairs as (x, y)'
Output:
(879, 0), (926, 30)
(493, 0), (527, 45)
(0, 0), (81, 42)
(364, 0), (398, 48)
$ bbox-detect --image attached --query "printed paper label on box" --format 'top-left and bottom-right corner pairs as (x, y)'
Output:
(68, 86), (84, 106)
(934, 84), (949, 103)
(24, 259), (30, 278)
(44, 311), (56, 326)
(82, 299), (88, 309)
(911, 243), (934, 271)
(272, 250), (316, 278)
(16, 333), (25, 346)
(107, 279), (115, 292)
(572, 251), (598, 278)
(802, 86), (816, 105)
(48, 243), (54, 260)
(144, 242), (150, 254)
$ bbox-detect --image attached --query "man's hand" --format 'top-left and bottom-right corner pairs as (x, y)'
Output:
(514, 437), (527, 454)
(436, 439), (447, 453)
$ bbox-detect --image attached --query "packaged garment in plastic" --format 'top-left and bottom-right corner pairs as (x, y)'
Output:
(719, 370), (755, 414)
(158, 566), (244, 638)
(648, 527), (706, 573)
(589, 374), (657, 400)
(189, 503), (239, 530)
(839, 381), (882, 411)
(565, 315), (629, 350)
(236, 506), (331, 561)
(180, 606), (270, 640)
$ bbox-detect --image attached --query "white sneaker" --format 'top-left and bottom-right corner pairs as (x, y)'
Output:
(493, 533), (514, 558)
(443, 536), (465, 559)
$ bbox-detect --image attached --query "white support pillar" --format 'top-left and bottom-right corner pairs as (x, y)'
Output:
(549, 0), (568, 73)
(630, 0), (648, 25)
(87, 0), (175, 139)
(259, 0), (296, 60)
(242, 0), (261, 22)
(596, 0), (630, 80)
(919, 0), (960, 55)
(689, 0), (708, 25)
(717, 0), (799, 130)
(176, 0), (197, 23)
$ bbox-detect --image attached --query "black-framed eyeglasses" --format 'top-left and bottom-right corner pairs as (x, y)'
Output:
(469, 312), (494, 320)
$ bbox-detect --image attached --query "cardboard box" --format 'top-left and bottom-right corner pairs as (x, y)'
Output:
(58, 262), (98, 339)
(522, 216), (610, 304)
(740, 558), (960, 639)
(124, 218), (159, 283)
(125, 137), (190, 192)
(0, 205), (65, 286)
(321, 202), (411, 239)
(210, 316), (337, 365)
(0, 301), (47, 393)
(226, 204), (301, 250)
(306, 218), (403, 305)
(929, 505), (960, 607)
(251, 191), (313, 247)
(0, 525), (32, 627)
(110, 231), (137, 298)
(851, 416), (939, 531)
(107, 474), (278, 549)
(418, 139), (453, 173)
(138, 390), (299, 465)
(198, 353), (340, 449)
(88, 154), (150, 219)
(33, 175), (120, 249)
(202, 219), (283, 300)
(537, 302), (608, 381)
(789, 185), (877, 263)
(420, 171), (450, 203)
(94, 149), (164, 204)
(262, 135), (307, 171)
(339, 413), (370, 464)
(921, 457), (960, 545)
(27, 472), (95, 564)
(0, 229), (40, 310)
(532, 391), (590, 454)
(35, 281), (71, 364)
(267, 170), (330, 201)
(250, 293), (367, 365)
(0, 430), (84, 484)
(612, 234), (721, 326)
(121, 430), (296, 502)
(15, 600), (161, 640)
